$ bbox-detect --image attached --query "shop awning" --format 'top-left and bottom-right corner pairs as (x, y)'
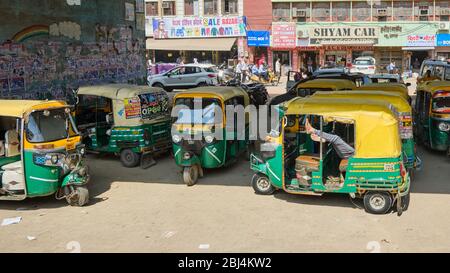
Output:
(402, 47), (435, 51)
(146, 38), (237, 51)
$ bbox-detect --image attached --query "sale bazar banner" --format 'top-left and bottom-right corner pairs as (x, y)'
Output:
(152, 16), (247, 39)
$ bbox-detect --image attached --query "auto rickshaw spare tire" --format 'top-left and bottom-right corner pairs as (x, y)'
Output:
(251, 173), (275, 195)
(120, 149), (140, 168)
(183, 166), (199, 186)
(66, 186), (89, 207)
(363, 191), (393, 214)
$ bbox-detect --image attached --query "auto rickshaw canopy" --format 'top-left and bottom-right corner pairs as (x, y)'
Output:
(312, 90), (412, 113)
(297, 79), (357, 90)
(77, 84), (170, 127)
(284, 97), (402, 159)
(357, 83), (409, 100)
(419, 80), (450, 95)
(174, 86), (251, 106)
(0, 100), (68, 118)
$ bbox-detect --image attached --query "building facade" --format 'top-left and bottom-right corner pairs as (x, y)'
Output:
(0, 0), (147, 100)
(145, 0), (246, 64)
(270, 0), (450, 73)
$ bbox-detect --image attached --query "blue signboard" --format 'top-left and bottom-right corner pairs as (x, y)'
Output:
(247, 31), (270, 47)
(437, 34), (450, 47)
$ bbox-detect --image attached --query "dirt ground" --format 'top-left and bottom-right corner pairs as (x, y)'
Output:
(1, 80), (450, 253)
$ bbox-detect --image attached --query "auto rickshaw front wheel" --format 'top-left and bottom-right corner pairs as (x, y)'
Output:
(120, 149), (141, 168)
(183, 166), (199, 186)
(251, 173), (276, 195)
(363, 191), (393, 214)
(65, 186), (89, 207)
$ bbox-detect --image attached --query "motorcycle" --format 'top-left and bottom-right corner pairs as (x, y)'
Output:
(221, 75), (269, 107)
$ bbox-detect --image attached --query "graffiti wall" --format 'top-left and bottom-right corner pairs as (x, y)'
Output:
(0, 0), (146, 101)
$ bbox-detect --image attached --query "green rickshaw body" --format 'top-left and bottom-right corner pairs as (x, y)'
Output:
(171, 86), (251, 185)
(0, 100), (90, 206)
(414, 81), (450, 155)
(251, 97), (410, 214)
(76, 84), (172, 167)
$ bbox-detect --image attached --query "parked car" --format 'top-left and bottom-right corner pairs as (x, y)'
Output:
(148, 64), (219, 91)
(368, 74), (411, 87)
(350, 57), (376, 75)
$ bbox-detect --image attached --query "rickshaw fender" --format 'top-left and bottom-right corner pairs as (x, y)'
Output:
(61, 173), (89, 187)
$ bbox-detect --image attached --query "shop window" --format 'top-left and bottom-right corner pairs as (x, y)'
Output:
(393, 1), (413, 21)
(204, 0), (218, 15)
(373, 1), (392, 21)
(332, 2), (349, 21)
(414, 1), (433, 21)
(312, 2), (330, 22)
(352, 1), (371, 21)
(146, 1), (159, 16)
(222, 0), (238, 15)
(272, 3), (290, 21)
(437, 0), (450, 20)
(185, 0), (199, 16)
(292, 2), (309, 22)
(162, 1), (176, 16)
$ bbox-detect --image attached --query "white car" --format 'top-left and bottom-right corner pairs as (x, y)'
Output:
(148, 64), (219, 91)
(350, 57), (376, 75)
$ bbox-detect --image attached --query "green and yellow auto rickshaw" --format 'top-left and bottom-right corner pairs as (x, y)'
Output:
(172, 86), (251, 186)
(414, 81), (450, 156)
(76, 84), (172, 168)
(312, 90), (421, 174)
(358, 83), (411, 103)
(0, 100), (89, 206)
(251, 97), (410, 215)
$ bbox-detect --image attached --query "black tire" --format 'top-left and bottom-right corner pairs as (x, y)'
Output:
(153, 82), (165, 89)
(363, 191), (393, 214)
(120, 149), (141, 168)
(397, 192), (410, 216)
(66, 186), (89, 207)
(183, 166), (199, 186)
(251, 173), (275, 195)
(197, 82), (208, 87)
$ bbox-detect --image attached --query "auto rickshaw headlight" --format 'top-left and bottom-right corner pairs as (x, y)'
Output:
(438, 122), (450, 132)
(183, 152), (191, 160)
(204, 135), (214, 144)
(172, 134), (182, 143)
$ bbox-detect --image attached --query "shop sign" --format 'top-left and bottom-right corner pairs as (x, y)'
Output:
(272, 23), (297, 48)
(309, 26), (378, 45)
(152, 16), (247, 39)
(380, 25), (403, 39)
(437, 34), (450, 46)
(405, 35), (436, 47)
(247, 31), (270, 47)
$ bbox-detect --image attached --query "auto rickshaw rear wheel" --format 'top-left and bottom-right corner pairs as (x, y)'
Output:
(397, 191), (410, 216)
(66, 186), (89, 207)
(183, 166), (199, 186)
(252, 173), (275, 195)
(363, 191), (393, 214)
(120, 149), (140, 168)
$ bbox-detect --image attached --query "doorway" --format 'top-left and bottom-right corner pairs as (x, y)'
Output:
(273, 51), (291, 75)
(411, 51), (430, 73)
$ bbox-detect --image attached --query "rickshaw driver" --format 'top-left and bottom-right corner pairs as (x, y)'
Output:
(305, 118), (355, 171)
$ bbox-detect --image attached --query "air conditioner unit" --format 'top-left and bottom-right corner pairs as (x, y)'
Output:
(441, 8), (450, 16)
(162, 2), (170, 9)
(420, 9), (429, 16)
(297, 30), (309, 38)
(376, 9), (387, 16)
(439, 22), (450, 31)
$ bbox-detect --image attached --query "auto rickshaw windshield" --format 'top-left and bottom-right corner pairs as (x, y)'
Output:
(433, 93), (450, 113)
(174, 98), (222, 125)
(26, 108), (77, 143)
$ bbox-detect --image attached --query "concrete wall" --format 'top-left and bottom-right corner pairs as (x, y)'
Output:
(0, 0), (147, 100)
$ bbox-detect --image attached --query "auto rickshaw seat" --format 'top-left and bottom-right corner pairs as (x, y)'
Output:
(5, 130), (20, 157)
(295, 155), (320, 172)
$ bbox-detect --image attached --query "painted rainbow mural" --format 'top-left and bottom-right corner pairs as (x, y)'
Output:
(12, 25), (49, 43)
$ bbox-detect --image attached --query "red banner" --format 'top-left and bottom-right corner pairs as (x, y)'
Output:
(272, 23), (297, 48)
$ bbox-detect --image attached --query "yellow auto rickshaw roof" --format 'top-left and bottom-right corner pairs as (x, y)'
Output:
(174, 86), (250, 104)
(312, 90), (411, 113)
(77, 84), (166, 100)
(284, 97), (401, 158)
(297, 79), (356, 90)
(0, 100), (68, 118)
(419, 80), (450, 94)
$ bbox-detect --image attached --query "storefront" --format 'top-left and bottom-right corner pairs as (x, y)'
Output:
(246, 30), (270, 66)
(269, 23), (297, 74)
(436, 34), (450, 61)
(146, 16), (246, 65)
